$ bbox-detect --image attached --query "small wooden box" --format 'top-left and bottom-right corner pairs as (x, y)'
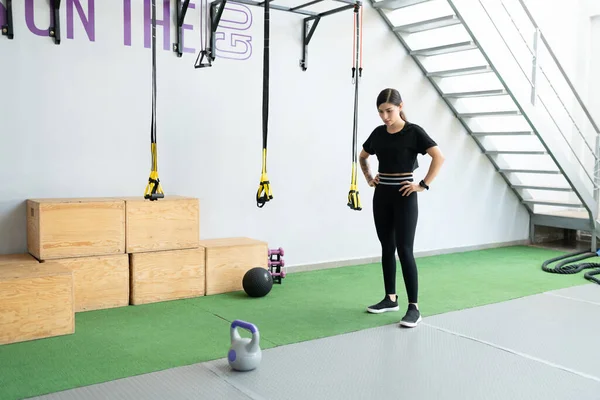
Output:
(0, 262), (74, 345)
(0, 253), (40, 265)
(129, 247), (205, 305)
(200, 237), (268, 295)
(124, 196), (200, 253)
(27, 198), (125, 261)
(45, 254), (129, 312)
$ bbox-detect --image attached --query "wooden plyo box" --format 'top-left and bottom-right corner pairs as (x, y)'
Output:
(0, 253), (39, 265)
(27, 198), (126, 261)
(200, 237), (268, 296)
(45, 254), (129, 312)
(124, 196), (200, 253)
(0, 262), (74, 345)
(129, 247), (206, 305)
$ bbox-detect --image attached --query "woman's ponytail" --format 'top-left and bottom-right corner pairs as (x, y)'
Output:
(400, 110), (408, 122)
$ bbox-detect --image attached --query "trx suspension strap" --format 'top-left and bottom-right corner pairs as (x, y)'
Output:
(256, 0), (273, 208)
(144, 0), (164, 201)
(195, 0), (212, 68)
(347, 4), (363, 211)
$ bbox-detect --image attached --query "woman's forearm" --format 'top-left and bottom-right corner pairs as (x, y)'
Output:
(423, 150), (445, 186)
(359, 155), (374, 182)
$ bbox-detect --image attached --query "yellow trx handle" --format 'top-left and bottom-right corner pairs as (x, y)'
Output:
(256, 148), (273, 207)
(144, 143), (164, 201)
(347, 162), (362, 210)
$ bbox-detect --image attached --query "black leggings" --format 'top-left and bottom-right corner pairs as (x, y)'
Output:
(372, 175), (419, 303)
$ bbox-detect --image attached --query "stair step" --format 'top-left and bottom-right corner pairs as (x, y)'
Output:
(485, 150), (547, 155)
(427, 65), (491, 78)
(443, 89), (507, 98)
(393, 15), (460, 34)
(512, 184), (573, 192)
(410, 41), (477, 57)
(471, 131), (533, 136)
(458, 110), (521, 118)
(500, 168), (562, 174)
(373, 0), (432, 10)
(522, 198), (582, 208)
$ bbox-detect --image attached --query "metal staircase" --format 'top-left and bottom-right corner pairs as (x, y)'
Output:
(369, 0), (600, 249)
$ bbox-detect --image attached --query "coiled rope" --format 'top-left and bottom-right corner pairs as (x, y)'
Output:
(542, 248), (600, 284)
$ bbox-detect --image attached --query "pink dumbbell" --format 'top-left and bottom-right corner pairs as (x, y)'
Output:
(268, 247), (284, 257)
(269, 260), (285, 268)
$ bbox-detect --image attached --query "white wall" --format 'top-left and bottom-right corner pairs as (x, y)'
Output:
(0, 0), (529, 268)
(591, 16), (600, 125)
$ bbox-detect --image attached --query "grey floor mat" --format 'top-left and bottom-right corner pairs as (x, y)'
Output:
(203, 322), (600, 400)
(26, 363), (253, 400)
(545, 283), (600, 305)
(425, 290), (600, 382)
(27, 289), (600, 400)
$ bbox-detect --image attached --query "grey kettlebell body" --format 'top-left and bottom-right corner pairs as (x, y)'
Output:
(228, 320), (262, 371)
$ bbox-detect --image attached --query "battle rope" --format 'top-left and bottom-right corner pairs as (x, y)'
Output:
(347, 4), (363, 211)
(256, 0), (273, 208)
(195, 0), (212, 68)
(542, 248), (600, 284)
(144, 0), (164, 201)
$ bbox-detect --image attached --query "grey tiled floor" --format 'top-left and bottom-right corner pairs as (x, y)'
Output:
(29, 284), (600, 400)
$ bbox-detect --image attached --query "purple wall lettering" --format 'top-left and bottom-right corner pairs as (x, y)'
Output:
(67, 0), (95, 41)
(25, 0), (52, 36)
(144, 0), (170, 51)
(215, 4), (253, 61)
(25, 0), (95, 40)
(123, 0), (131, 46)
(181, 2), (196, 54)
(219, 5), (252, 30)
(11, 0), (253, 62)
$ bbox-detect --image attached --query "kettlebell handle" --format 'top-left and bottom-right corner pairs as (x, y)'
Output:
(231, 319), (258, 334)
(230, 320), (260, 354)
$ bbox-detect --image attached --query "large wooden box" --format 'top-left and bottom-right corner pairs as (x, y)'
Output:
(129, 247), (205, 305)
(0, 253), (40, 265)
(200, 237), (268, 295)
(124, 196), (200, 253)
(0, 263), (74, 345)
(45, 254), (129, 312)
(27, 198), (125, 260)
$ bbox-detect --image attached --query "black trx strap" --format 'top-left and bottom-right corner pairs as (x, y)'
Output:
(195, 0), (212, 68)
(347, 4), (362, 211)
(145, 0), (164, 201)
(256, 0), (273, 208)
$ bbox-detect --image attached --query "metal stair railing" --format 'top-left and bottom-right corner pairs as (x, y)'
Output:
(449, 0), (600, 231)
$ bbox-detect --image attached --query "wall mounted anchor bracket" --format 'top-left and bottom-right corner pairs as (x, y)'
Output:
(173, 0), (191, 57)
(1, 0), (13, 39)
(49, 0), (62, 45)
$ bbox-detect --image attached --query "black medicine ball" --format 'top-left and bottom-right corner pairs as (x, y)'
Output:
(242, 267), (273, 297)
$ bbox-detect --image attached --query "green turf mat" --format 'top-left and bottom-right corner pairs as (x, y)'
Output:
(0, 245), (593, 399)
(0, 300), (278, 399)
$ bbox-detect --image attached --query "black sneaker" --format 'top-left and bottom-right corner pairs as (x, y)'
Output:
(399, 304), (422, 327)
(366, 296), (399, 314)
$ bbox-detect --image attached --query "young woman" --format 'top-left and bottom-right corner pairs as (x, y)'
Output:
(359, 88), (445, 328)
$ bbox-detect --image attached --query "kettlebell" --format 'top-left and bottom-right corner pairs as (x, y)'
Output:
(228, 319), (262, 371)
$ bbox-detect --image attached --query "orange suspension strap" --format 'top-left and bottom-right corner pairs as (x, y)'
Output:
(347, 4), (363, 211)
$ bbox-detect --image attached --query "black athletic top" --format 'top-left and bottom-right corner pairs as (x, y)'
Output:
(362, 122), (437, 173)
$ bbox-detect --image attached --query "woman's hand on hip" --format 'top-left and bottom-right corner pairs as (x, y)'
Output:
(400, 181), (424, 196)
(368, 174), (380, 187)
